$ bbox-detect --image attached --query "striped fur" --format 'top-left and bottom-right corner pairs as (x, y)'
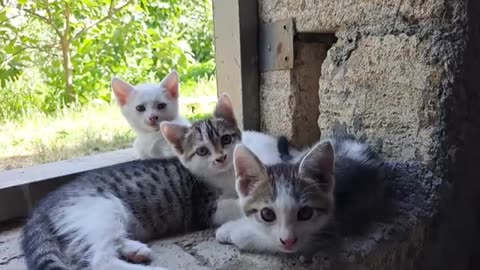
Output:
(162, 116), (241, 198)
(216, 134), (385, 254)
(161, 94), (303, 198)
(22, 159), (219, 270)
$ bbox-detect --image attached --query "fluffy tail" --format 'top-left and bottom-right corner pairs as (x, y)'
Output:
(277, 136), (293, 162)
(22, 211), (71, 270)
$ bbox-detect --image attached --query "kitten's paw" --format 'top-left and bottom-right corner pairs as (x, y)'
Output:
(120, 239), (153, 263)
(215, 222), (234, 244)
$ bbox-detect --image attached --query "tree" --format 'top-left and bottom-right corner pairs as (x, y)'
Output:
(13, 0), (131, 103)
(0, 0), (215, 119)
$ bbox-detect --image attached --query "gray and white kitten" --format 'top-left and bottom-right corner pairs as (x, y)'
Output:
(112, 70), (190, 159)
(160, 94), (299, 198)
(21, 155), (238, 269)
(215, 134), (385, 254)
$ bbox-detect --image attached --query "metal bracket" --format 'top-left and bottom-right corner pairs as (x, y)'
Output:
(259, 18), (294, 72)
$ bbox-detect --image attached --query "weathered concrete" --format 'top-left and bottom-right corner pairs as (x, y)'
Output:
(259, 0), (451, 32)
(0, 148), (137, 223)
(0, 161), (443, 270)
(318, 33), (445, 163)
(0, 222), (24, 270)
(260, 42), (328, 147)
(257, 0), (480, 269)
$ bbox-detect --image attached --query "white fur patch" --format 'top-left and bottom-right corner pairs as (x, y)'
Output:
(134, 116), (190, 159)
(216, 217), (278, 252)
(51, 195), (165, 269)
(241, 131), (283, 165)
(333, 139), (369, 162)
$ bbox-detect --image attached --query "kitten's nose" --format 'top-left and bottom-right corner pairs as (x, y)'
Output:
(215, 154), (227, 163)
(149, 116), (159, 122)
(280, 237), (297, 249)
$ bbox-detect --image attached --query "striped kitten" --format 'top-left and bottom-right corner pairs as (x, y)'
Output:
(21, 158), (232, 270)
(160, 94), (300, 198)
(215, 134), (385, 254)
(160, 94), (241, 198)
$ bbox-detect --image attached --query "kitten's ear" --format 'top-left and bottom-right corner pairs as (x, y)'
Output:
(234, 144), (267, 198)
(214, 93), (237, 126)
(111, 77), (135, 106)
(299, 141), (335, 194)
(160, 122), (189, 154)
(161, 70), (179, 99)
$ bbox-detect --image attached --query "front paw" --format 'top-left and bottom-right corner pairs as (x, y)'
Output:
(215, 223), (234, 244)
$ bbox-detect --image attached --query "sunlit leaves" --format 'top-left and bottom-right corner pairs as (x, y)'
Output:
(0, 0), (215, 121)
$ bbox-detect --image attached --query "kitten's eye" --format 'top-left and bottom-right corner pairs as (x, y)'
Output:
(297, 206), (314, 221)
(195, 147), (210, 156)
(260, 208), (276, 222)
(157, 103), (167, 110)
(221, 134), (233, 145)
(136, 105), (146, 112)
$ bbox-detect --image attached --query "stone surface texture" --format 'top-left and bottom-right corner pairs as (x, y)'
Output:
(0, 162), (441, 270)
(258, 0), (480, 269)
(259, 0), (447, 32)
(260, 42), (328, 148)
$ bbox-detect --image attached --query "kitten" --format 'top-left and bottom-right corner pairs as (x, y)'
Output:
(160, 94), (241, 198)
(21, 156), (243, 270)
(160, 94), (302, 197)
(111, 70), (190, 159)
(215, 134), (385, 254)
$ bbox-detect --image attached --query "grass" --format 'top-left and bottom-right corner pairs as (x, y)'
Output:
(0, 79), (217, 171)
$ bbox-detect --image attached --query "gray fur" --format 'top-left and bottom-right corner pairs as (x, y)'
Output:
(21, 158), (218, 270)
(225, 133), (385, 254)
(327, 134), (385, 235)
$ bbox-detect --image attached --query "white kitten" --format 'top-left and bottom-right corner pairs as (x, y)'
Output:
(111, 70), (190, 159)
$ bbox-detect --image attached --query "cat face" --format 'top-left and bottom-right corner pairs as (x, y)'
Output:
(161, 94), (242, 187)
(233, 142), (335, 253)
(111, 71), (180, 133)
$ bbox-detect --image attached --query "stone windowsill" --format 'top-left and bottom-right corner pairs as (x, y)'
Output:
(0, 148), (138, 223)
(0, 158), (442, 270)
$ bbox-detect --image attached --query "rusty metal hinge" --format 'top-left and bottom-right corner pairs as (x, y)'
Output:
(259, 18), (294, 72)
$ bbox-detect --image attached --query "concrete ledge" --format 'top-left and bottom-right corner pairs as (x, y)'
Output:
(0, 160), (442, 270)
(0, 148), (137, 190)
(0, 148), (137, 222)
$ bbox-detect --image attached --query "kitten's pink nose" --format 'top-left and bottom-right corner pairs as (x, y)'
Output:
(280, 237), (297, 249)
(149, 116), (159, 122)
(215, 154), (227, 163)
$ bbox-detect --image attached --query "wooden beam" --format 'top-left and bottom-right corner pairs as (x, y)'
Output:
(212, 0), (260, 130)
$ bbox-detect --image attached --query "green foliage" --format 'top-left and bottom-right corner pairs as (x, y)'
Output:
(0, 95), (215, 170)
(0, 0), (215, 121)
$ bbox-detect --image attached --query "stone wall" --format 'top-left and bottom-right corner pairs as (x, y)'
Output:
(260, 42), (327, 147)
(258, 0), (480, 269)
